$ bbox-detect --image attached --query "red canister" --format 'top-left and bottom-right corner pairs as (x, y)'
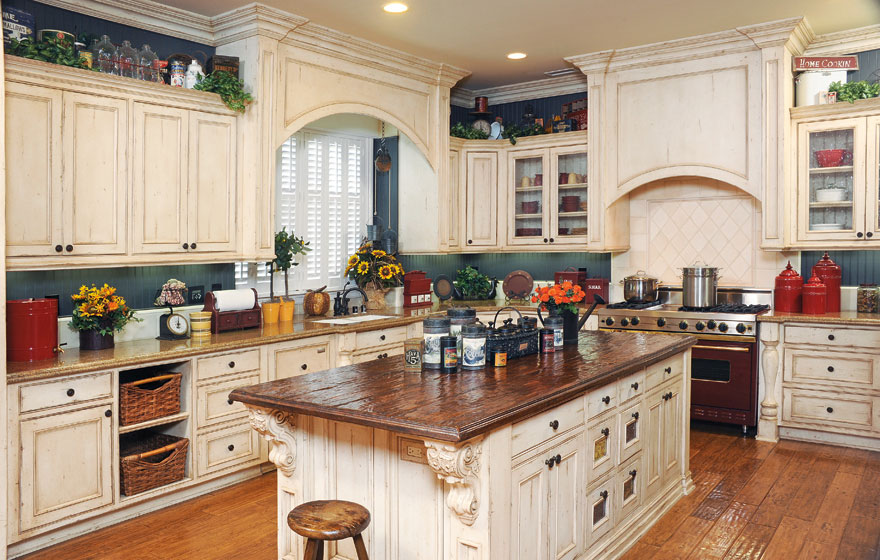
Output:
(7, 298), (59, 362)
(802, 275), (827, 315)
(774, 261), (803, 313)
(811, 252), (841, 313)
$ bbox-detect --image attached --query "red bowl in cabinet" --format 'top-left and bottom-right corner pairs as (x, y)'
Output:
(814, 149), (851, 168)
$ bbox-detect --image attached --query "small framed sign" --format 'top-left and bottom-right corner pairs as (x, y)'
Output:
(794, 56), (859, 72)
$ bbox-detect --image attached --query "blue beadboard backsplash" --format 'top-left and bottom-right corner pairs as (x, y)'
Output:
(6, 264), (234, 316)
(398, 252), (611, 284)
(800, 251), (880, 286)
(851, 48), (880, 83)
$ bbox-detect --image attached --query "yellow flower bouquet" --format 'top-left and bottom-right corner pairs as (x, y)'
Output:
(71, 284), (139, 336)
(345, 245), (405, 290)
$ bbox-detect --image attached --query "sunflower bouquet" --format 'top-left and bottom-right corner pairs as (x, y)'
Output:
(71, 284), (139, 336)
(345, 245), (405, 290)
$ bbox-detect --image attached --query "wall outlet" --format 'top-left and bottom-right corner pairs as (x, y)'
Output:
(398, 438), (428, 465)
(189, 285), (205, 305)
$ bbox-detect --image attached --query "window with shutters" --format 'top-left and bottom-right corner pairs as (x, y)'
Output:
(236, 129), (371, 296)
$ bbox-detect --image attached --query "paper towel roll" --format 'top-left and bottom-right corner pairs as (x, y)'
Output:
(212, 289), (256, 311)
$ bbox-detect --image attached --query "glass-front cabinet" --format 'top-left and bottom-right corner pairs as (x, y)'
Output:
(507, 145), (588, 247)
(868, 116), (880, 241)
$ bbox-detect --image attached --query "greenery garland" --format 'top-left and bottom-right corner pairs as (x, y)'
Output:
(194, 70), (254, 113)
(7, 38), (94, 70)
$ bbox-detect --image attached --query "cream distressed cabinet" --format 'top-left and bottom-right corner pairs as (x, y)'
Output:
(465, 151), (500, 248)
(791, 97), (880, 247)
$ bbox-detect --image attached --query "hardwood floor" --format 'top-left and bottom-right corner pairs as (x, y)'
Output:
(19, 423), (880, 560)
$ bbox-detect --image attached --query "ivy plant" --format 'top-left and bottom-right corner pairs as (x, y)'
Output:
(194, 70), (253, 113)
(450, 122), (489, 140)
(828, 80), (880, 104)
(8, 38), (94, 70)
(454, 265), (493, 300)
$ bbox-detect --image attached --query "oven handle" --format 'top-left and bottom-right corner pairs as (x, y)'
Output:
(599, 327), (756, 344)
(692, 344), (750, 353)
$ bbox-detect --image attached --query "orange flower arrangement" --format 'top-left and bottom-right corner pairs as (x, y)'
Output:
(531, 281), (585, 315)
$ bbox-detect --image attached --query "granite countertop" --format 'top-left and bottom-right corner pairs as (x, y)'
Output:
(6, 302), (555, 384)
(231, 331), (696, 442)
(758, 310), (880, 327)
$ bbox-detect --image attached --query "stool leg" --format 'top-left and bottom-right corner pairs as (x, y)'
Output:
(304, 538), (321, 560)
(352, 534), (369, 560)
(316, 540), (324, 559)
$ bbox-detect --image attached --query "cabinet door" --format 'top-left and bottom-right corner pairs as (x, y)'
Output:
(61, 92), (128, 255)
(662, 382), (683, 486)
(132, 103), (189, 254)
(643, 389), (664, 499)
(19, 405), (114, 531)
(867, 116), (880, 242)
(188, 112), (237, 253)
(510, 453), (550, 560)
(465, 152), (498, 247)
(548, 434), (584, 560)
(5, 82), (63, 257)
(796, 118), (866, 243)
(549, 146), (589, 246)
(508, 148), (550, 247)
(444, 149), (462, 250)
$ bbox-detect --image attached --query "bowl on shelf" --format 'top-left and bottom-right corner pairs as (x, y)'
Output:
(571, 227), (588, 235)
(561, 195), (580, 212)
(815, 186), (848, 202)
(811, 223), (846, 231)
(521, 201), (539, 214)
(814, 149), (851, 168)
(516, 227), (542, 236)
(558, 227), (571, 235)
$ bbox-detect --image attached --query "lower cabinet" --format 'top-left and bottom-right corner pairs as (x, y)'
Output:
(269, 336), (333, 380)
(644, 380), (683, 499)
(195, 422), (261, 477)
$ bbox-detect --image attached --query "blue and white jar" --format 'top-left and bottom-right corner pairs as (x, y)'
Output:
(461, 323), (487, 370)
(422, 317), (450, 369)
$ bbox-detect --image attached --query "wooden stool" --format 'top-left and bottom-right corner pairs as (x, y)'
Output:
(288, 500), (371, 560)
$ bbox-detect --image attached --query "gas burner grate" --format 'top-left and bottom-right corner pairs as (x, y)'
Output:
(678, 304), (770, 314)
(607, 300), (662, 310)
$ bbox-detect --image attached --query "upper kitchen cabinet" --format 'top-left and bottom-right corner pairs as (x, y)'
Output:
(465, 150), (500, 248)
(791, 98), (880, 247)
(4, 56), (246, 269)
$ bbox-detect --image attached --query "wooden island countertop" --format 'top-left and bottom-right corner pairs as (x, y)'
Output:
(231, 331), (696, 442)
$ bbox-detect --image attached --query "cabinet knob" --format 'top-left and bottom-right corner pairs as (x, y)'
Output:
(549, 420), (559, 430)
(868, 232), (875, 239)
(105, 409), (112, 418)
(55, 244), (63, 253)
(828, 334), (835, 341)
(543, 238), (549, 243)
(190, 243), (197, 249)
(827, 407), (834, 414)
(857, 232), (864, 239)
(664, 366), (672, 374)
(301, 364), (308, 370)
(182, 243), (189, 249)
(629, 469), (637, 478)
(380, 334), (386, 341)
(228, 444), (235, 452)
(601, 427), (610, 437)
(228, 361), (236, 368)
(631, 382), (639, 390)
(467, 240), (473, 244)
(600, 490), (609, 500)
(65, 244), (73, 252)
(601, 395), (611, 405)
(545, 457), (556, 469)
(227, 398), (234, 405)
(632, 411), (639, 420)
(555, 454), (561, 465)
(827, 366), (834, 373)
(66, 388), (75, 397)
(549, 238), (554, 243)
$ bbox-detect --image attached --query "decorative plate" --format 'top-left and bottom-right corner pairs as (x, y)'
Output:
(433, 274), (455, 300)
(503, 270), (534, 299)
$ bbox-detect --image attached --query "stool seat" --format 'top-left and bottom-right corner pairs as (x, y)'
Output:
(288, 500), (371, 541)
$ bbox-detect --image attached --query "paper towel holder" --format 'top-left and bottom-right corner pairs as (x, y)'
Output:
(203, 288), (262, 334)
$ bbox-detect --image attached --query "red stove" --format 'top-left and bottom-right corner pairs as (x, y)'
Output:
(596, 288), (771, 433)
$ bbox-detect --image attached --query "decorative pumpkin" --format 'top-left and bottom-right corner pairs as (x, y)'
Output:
(303, 286), (331, 316)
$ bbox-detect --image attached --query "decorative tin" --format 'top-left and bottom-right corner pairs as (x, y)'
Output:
(440, 335), (458, 374)
(540, 328), (555, 353)
(404, 338), (423, 372)
(811, 252), (841, 313)
(543, 314), (564, 347)
(857, 285), (879, 314)
(773, 261), (803, 313)
(447, 307), (476, 358)
(2, 7), (34, 46)
(461, 324), (487, 370)
(422, 317), (450, 369)
(206, 54), (240, 78)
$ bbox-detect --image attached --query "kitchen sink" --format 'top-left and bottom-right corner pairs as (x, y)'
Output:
(312, 315), (391, 325)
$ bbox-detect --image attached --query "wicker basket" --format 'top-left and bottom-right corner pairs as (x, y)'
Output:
(120, 433), (189, 496)
(119, 373), (182, 426)
(486, 307), (539, 360)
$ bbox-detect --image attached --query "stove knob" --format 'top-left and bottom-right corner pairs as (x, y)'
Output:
(695, 321), (705, 331)
(657, 318), (666, 327)
(631, 317), (640, 326)
(707, 320), (717, 330)
(679, 321), (689, 330)
(620, 318), (629, 327)
(605, 317), (614, 326)
(718, 322), (729, 333)
(736, 323), (747, 334)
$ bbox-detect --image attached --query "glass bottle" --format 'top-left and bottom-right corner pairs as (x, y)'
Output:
(94, 35), (115, 74)
(118, 40), (138, 79)
(184, 59), (204, 89)
(138, 44), (158, 82)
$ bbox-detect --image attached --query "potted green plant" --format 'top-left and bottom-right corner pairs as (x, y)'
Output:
(453, 266), (497, 301)
(828, 80), (880, 104)
(194, 70), (253, 113)
(70, 283), (140, 350)
(271, 228), (311, 321)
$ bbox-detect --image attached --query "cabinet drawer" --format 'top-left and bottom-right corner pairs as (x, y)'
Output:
(356, 326), (407, 350)
(645, 356), (682, 391)
(198, 349), (261, 381)
(616, 454), (643, 523)
(785, 325), (880, 349)
(586, 384), (617, 420)
(197, 373), (260, 428)
(587, 415), (618, 481)
(273, 338), (332, 380)
(784, 348), (879, 388)
(586, 472), (616, 546)
(618, 370), (646, 404)
(196, 423), (261, 476)
(352, 343), (404, 365)
(511, 397), (584, 457)
(19, 372), (112, 413)
(618, 401), (644, 464)
(782, 388), (878, 432)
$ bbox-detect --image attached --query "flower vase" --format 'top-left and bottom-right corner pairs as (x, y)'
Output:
(79, 330), (114, 351)
(561, 309), (579, 346)
(363, 286), (388, 310)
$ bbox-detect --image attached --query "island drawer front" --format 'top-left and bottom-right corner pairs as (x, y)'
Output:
(783, 349), (878, 388)
(356, 327), (407, 350)
(20, 372), (112, 413)
(785, 325), (880, 349)
(511, 397), (584, 457)
(198, 349), (261, 380)
(197, 423), (261, 476)
(645, 356), (682, 392)
(618, 401), (644, 464)
(586, 472), (616, 546)
(782, 388), (878, 432)
(197, 373), (260, 428)
(587, 415), (618, 481)
(616, 454), (643, 524)
(618, 371), (646, 404)
(586, 385), (617, 420)
(352, 343), (404, 365)
(273, 339), (332, 379)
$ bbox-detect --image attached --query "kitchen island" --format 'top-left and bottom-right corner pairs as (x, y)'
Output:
(232, 331), (695, 560)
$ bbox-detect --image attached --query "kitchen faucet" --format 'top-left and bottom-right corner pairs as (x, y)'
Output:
(334, 283), (369, 316)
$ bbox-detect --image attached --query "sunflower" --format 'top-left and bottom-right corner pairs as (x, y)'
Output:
(371, 250), (386, 257)
(347, 255), (359, 266)
(378, 265), (394, 280)
(357, 262), (370, 274)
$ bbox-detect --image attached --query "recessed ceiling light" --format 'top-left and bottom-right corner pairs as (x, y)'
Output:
(383, 2), (408, 13)
(507, 52), (527, 60)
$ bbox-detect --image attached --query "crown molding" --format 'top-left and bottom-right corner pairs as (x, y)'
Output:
(805, 23), (880, 56)
(213, 3), (309, 45)
(450, 74), (588, 107)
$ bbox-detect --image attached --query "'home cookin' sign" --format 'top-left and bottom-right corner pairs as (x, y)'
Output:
(794, 56), (859, 71)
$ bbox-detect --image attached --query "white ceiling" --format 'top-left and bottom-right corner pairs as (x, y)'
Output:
(163, 0), (880, 89)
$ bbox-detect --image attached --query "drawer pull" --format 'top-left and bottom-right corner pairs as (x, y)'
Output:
(190, 243), (197, 250)
(228, 444), (235, 452)
(227, 398), (234, 405)
(228, 361), (236, 368)
(317, 348), (326, 354)
(545, 454), (562, 469)
(663, 392), (673, 401)
(55, 244), (63, 253)
(827, 366), (834, 373)
(601, 427), (610, 437)
(105, 409), (112, 418)
(380, 334), (386, 341)
(664, 366), (672, 374)
(549, 420), (559, 430)
(828, 334), (835, 341)
(600, 490), (609, 500)
(629, 469), (637, 478)
(632, 411), (639, 420)
(65, 244), (73, 252)
(827, 407), (834, 414)
(301, 364), (308, 370)
(601, 395), (611, 405)
(182, 243), (189, 249)
(66, 388), (75, 397)
(631, 382), (639, 390)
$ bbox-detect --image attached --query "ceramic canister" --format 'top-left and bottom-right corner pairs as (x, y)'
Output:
(460, 323), (487, 370)
(811, 252), (841, 313)
(422, 316), (450, 369)
(802, 275), (827, 315)
(7, 298), (58, 362)
(773, 261), (802, 313)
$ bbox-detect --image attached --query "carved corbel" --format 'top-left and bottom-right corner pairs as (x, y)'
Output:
(248, 407), (297, 475)
(424, 439), (483, 526)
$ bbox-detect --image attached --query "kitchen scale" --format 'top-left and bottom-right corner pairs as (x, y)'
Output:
(157, 305), (189, 340)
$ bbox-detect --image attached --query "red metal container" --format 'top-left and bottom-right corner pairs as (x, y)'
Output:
(583, 278), (609, 303)
(811, 252), (841, 313)
(7, 298), (59, 362)
(774, 261), (803, 313)
(403, 270), (433, 308)
(554, 267), (588, 290)
(802, 275), (827, 315)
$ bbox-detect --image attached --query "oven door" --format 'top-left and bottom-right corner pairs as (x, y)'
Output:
(690, 339), (755, 412)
